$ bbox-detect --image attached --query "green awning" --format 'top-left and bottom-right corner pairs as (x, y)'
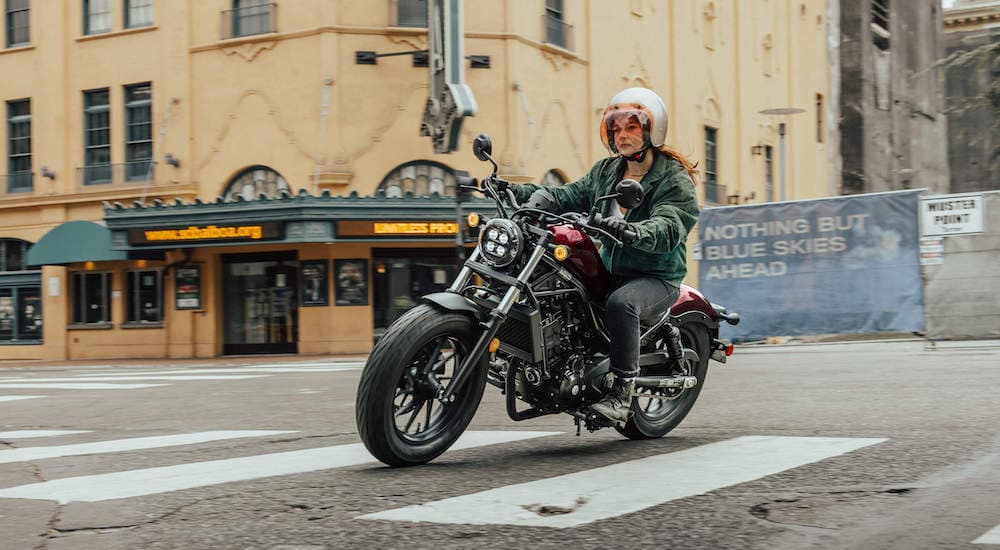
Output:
(27, 220), (128, 266)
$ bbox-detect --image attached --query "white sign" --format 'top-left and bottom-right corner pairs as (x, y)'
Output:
(920, 193), (984, 236)
(47, 277), (60, 297)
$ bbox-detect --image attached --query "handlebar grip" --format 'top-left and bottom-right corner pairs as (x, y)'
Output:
(622, 229), (638, 244)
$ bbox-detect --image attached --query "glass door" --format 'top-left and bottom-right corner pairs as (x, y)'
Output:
(222, 253), (298, 355)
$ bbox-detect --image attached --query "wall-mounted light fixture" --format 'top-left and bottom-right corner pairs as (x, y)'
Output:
(40, 166), (57, 179)
(164, 153), (181, 167)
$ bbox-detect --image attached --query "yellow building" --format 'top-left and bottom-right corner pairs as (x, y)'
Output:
(0, 1), (831, 360)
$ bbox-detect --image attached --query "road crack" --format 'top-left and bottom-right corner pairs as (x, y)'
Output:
(749, 488), (915, 530)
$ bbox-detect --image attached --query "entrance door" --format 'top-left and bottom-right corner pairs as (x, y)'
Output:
(372, 249), (460, 338)
(222, 252), (298, 355)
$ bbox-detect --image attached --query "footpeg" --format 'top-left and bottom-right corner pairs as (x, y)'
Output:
(633, 375), (698, 392)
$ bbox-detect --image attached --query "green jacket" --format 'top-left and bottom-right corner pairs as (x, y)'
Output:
(513, 151), (699, 287)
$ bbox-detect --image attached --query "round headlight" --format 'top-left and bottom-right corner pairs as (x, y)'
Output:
(479, 219), (523, 268)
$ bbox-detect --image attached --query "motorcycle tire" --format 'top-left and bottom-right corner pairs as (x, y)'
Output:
(356, 304), (487, 467)
(615, 321), (711, 440)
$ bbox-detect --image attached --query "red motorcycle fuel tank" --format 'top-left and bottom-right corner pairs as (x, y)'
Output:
(550, 224), (610, 298)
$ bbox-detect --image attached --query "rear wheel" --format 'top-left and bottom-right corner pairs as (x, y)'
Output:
(356, 304), (487, 466)
(615, 321), (711, 440)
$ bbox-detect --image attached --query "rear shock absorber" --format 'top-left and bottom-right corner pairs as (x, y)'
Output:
(664, 324), (684, 370)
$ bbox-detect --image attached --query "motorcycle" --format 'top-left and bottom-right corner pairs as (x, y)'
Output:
(356, 133), (740, 467)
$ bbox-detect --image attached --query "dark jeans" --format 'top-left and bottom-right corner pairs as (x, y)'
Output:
(605, 277), (679, 378)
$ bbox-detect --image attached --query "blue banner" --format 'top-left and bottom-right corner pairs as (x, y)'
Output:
(697, 191), (924, 342)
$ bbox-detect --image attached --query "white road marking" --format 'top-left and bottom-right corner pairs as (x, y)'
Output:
(0, 430), (91, 439)
(0, 375), (270, 382)
(360, 435), (888, 528)
(974, 523), (1000, 545)
(0, 431), (559, 504)
(0, 430), (296, 465)
(0, 396), (45, 403)
(0, 383), (167, 390)
(77, 367), (360, 376)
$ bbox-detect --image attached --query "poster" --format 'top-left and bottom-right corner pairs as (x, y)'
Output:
(334, 259), (369, 306)
(300, 260), (329, 306)
(174, 265), (202, 310)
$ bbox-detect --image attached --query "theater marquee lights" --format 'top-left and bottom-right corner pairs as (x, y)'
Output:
(128, 223), (283, 245)
(337, 221), (460, 238)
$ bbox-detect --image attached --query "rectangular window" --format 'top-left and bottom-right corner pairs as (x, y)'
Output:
(124, 0), (152, 28)
(871, 0), (889, 50)
(816, 93), (824, 143)
(764, 145), (774, 203)
(0, 286), (42, 341)
(545, 0), (568, 49)
(125, 270), (162, 323)
(1, 239), (28, 271)
(396, 0), (427, 27)
(5, 0), (29, 46)
(84, 89), (111, 184)
(704, 126), (719, 204)
(232, 0), (272, 38)
(124, 83), (152, 181)
(84, 0), (111, 35)
(7, 99), (32, 193)
(72, 272), (111, 324)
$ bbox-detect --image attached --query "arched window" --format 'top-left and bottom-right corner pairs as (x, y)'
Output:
(223, 166), (290, 201)
(540, 169), (568, 187)
(377, 161), (456, 198)
(0, 238), (31, 272)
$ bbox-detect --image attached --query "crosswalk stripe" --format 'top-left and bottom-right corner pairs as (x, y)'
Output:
(0, 396), (45, 403)
(974, 524), (1000, 545)
(0, 430), (296, 464)
(0, 431), (559, 504)
(0, 430), (92, 439)
(76, 367), (360, 377)
(0, 383), (167, 390)
(0, 375), (271, 382)
(360, 435), (888, 528)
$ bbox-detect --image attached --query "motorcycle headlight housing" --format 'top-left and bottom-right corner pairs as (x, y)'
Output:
(478, 219), (523, 268)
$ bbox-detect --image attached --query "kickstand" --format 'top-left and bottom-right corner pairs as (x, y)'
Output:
(575, 416), (581, 436)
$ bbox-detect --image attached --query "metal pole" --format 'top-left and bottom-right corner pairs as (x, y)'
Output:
(778, 122), (787, 201)
(455, 193), (466, 263)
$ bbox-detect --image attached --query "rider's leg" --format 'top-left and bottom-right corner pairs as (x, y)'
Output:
(592, 277), (679, 422)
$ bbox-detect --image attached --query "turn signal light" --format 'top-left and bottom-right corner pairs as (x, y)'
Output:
(553, 245), (570, 262)
(726, 343), (734, 356)
(467, 212), (480, 228)
(488, 338), (500, 353)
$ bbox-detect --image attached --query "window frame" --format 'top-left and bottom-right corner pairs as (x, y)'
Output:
(0, 238), (29, 272)
(124, 0), (153, 29)
(232, 0), (273, 38)
(0, 285), (41, 343)
(84, 0), (112, 35)
(6, 99), (32, 193)
(5, 0), (29, 47)
(704, 126), (719, 204)
(83, 88), (111, 185)
(124, 268), (162, 324)
(71, 271), (112, 325)
(396, 0), (427, 28)
(124, 82), (152, 182)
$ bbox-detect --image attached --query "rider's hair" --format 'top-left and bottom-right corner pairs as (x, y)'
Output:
(656, 145), (699, 185)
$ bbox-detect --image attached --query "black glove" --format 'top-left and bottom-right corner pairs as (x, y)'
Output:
(523, 189), (556, 211)
(598, 216), (630, 241)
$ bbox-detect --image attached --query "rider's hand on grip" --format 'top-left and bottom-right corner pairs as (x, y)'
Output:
(597, 215), (632, 242)
(524, 189), (556, 211)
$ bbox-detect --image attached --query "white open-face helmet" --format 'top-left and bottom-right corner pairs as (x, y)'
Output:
(599, 87), (668, 155)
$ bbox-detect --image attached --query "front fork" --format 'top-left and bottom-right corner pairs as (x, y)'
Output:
(439, 239), (550, 403)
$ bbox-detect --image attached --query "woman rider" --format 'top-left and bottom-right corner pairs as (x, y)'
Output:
(512, 87), (700, 423)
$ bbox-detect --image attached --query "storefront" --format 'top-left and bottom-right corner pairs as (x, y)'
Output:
(23, 192), (490, 360)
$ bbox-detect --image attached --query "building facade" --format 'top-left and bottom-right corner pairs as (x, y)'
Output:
(0, 1), (831, 360)
(943, 0), (1000, 193)
(836, 0), (951, 195)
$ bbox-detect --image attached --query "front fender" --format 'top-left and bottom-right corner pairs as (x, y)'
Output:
(422, 292), (485, 321)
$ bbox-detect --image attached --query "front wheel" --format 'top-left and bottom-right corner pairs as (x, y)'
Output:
(615, 321), (711, 440)
(356, 304), (487, 466)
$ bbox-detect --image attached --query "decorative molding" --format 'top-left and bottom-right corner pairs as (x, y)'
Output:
(199, 89), (314, 172)
(532, 100), (587, 174)
(541, 49), (572, 71)
(621, 51), (652, 88)
(387, 33), (427, 51)
(221, 40), (277, 62)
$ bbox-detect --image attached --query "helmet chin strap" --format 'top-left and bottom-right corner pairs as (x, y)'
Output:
(621, 146), (649, 163)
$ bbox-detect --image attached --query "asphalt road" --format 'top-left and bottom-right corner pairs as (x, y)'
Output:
(0, 339), (998, 550)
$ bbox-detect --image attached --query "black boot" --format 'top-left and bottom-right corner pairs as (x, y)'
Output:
(591, 375), (635, 423)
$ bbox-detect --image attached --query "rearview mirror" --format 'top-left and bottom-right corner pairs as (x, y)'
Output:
(472, 134), (493, 161)
(615, 179), (644, 210)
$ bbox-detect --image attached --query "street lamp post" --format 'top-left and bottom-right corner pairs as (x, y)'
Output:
(759, 108), (805, 202)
